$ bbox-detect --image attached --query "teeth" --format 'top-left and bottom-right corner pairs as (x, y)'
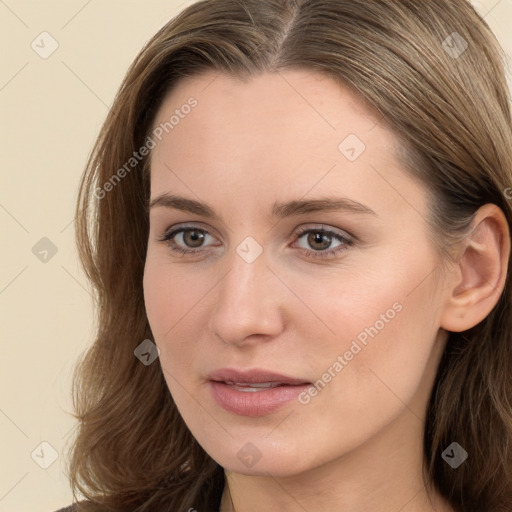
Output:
(226, 381), (282, 391)
(232, 386), (268, 392)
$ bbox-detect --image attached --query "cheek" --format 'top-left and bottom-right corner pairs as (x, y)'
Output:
(297, 250), (441, 406)
(314, 305), (439, 458)
(142, 254), (214, 393)
(143, 254), (208, 340)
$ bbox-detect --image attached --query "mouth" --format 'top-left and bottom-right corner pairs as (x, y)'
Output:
(220, 381), (297, 392)
(207, 368), (312, 416)
(208, 368), (311, 386)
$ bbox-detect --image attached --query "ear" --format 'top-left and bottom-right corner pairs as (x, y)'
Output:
(440, 204), (511, 333)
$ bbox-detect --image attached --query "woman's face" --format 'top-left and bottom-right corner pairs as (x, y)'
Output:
(143, 69), (451, 476)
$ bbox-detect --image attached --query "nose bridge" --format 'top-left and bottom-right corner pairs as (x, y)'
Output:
(209, 244), (284, 343)
(227, 248), (269, 302)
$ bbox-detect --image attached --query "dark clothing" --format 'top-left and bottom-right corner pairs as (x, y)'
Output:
(55, 466), (225, 511)
(54, 504), (221, 512)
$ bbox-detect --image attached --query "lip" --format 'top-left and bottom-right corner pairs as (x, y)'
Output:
(208, 368), (311, 386)
(207, 368), (312, 416)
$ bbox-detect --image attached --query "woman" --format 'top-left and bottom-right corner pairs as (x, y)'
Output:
(58, 0), (512, 511)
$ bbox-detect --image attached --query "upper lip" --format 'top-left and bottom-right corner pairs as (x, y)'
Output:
(208, 368), (311, 385)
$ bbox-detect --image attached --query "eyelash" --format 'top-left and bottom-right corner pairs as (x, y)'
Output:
(157, 224), (354, 260)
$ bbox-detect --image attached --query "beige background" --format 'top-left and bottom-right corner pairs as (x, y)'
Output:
(1, 1), (511, 511)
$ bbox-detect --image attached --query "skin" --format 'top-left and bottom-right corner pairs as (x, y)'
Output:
(143, 69), (510, 512)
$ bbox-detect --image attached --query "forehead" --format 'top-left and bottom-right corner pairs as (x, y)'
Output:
(148, 69), (426, 223)
(152, 68), (385, 135)
(150, 69), (399, 169)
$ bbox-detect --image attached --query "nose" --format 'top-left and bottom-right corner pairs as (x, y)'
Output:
(208, 247), (286, 347)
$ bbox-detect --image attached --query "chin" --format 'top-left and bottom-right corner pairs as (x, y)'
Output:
(207, 442), (318, 478)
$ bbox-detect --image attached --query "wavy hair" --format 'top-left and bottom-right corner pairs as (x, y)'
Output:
(66, 1), (512, 511)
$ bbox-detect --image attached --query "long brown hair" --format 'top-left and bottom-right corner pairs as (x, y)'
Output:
(67, 1), (512, 511)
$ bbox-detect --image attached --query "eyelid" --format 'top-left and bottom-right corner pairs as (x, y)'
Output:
(293, 223), (354, 241)
(291, 225), (354, 258)
(157, 222), (355, 258)
(158, 223), (351, 241)
(159, 221), (221, 240)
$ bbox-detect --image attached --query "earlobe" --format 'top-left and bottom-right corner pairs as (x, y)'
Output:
(440, 204), (511, 333)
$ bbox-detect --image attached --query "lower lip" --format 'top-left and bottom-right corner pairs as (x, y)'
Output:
(209, 381), (311, 416)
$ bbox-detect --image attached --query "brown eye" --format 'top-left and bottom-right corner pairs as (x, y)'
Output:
(307, 232), (333, 251)
(294, 227), (354, 259)
(182, 230), (206, 248)
(159, 226), (218, 255)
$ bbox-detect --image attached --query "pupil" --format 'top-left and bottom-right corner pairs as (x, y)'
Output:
(185, 230), (204, 247)
(308, 232), (331, 250)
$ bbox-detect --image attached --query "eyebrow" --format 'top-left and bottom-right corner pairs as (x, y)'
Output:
(149, 193), (377, 219)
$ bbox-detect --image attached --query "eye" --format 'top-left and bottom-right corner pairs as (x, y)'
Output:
(157, 224), (354, 259)
(292, 226), (353, 259)
(157, 225), (220, 255)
